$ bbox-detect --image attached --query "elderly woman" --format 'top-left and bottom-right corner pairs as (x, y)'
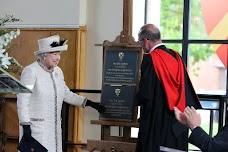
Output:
(17, 35), (104, 151)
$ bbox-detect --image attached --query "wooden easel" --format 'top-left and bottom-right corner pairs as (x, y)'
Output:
(87, 0), (142, 151)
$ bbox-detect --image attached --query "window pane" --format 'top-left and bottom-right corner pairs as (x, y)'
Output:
(145, 0), (183, 39)
(189, 0), (228, 40)
(188, 44), (227, 95)
(164, 43), (182, 55)
(189, 0), (208, 39)
(132, 0), (145, 40)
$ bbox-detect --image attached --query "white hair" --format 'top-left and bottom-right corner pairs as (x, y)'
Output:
(36, 53), (48, 61)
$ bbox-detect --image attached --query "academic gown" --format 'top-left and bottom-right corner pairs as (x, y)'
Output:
(135, 45), (202, 152)
(189, 124), (228, 152)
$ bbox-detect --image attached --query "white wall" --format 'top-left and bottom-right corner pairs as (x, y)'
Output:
(83, 0), (123, 143)
(79, 0), (87, 26)
(0, 0), (87, 27)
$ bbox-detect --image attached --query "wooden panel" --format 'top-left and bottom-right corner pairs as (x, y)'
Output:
(2, 98), (19, 152)
(5, 142), (18, 152)
(74, 28), (87, 152)
(2, 99), (18, 137)
(76, 28), (87, 89)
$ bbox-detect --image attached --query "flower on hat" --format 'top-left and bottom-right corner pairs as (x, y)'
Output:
(50, 40), (68, 48)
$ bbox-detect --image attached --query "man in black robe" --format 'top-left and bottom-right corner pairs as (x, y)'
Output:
(174, 106), (228, 152)
(135, 24), (202, 152)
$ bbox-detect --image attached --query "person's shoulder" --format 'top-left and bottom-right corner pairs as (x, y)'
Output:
(54, 66), (64, 75)
(142, 53), (152, 63)
(150, 48), (164, 56)
(54, 66), (62, 71)
(143, 53), (152, 59)
(24, 61), (38, 68)
(22, 62), (36, 70)
(22, 61), (42, 75)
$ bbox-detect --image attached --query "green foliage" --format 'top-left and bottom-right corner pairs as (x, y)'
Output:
(160, 0), (214, 69)
(0, 14), (21, 26)
(160, 0), (183, 39)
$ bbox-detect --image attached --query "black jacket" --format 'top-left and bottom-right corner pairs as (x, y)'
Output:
(189, 123), (228, 152)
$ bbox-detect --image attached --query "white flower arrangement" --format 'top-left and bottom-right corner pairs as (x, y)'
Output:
(0, 15), (22, 72)
(0, 29), (20, 49)
(0, 30), (20, 69)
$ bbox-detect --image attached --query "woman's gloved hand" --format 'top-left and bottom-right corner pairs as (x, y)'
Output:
(86, 99), (105, 113)
(22, 125), (31, 141)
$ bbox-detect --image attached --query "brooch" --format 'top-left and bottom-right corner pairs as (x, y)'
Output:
(55, 72), (58, 78)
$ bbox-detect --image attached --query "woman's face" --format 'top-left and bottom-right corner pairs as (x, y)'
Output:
(43, 51), (61, 69)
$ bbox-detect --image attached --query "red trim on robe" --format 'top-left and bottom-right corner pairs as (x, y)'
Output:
(150, 49), (186, 112)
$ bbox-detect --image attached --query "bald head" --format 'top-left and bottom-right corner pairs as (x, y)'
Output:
(138, 24), (161, 42)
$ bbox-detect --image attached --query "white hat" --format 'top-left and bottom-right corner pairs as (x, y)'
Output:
(34, 35), (68, 55)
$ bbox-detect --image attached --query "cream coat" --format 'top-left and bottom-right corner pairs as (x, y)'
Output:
(17, 61), (86, 152)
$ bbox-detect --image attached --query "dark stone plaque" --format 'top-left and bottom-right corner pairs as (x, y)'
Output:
(103, 50), (138, 84)
(100, 85), (136, 121)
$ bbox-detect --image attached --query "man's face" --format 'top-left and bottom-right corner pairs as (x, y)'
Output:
(138, 35), (150, 53)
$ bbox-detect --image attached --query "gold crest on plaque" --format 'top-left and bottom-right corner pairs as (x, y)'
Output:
(115, 88), (121, 96)
(119, 52), (124, 60)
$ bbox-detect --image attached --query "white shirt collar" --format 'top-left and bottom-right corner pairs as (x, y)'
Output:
(149, 43), (164, 53)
